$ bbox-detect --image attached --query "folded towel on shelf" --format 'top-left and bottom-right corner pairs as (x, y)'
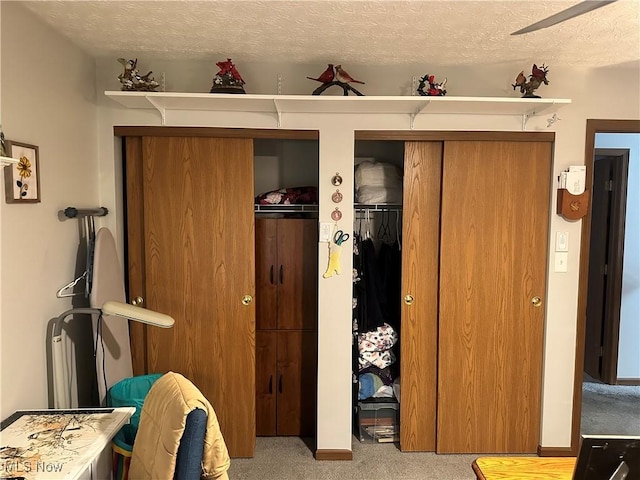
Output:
(358, 373), (384, 400)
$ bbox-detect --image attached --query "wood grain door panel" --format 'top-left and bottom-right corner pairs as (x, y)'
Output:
(276, 331), (317, 436)
(437, 141), (551, 453)
(400, 142), (443, 452)
(277, 219), (318, 330)
(255, 219), (278, 330)
(140, 136), (256, 457)
(124, 136), (147, 376)
(256, 331), (277, 435)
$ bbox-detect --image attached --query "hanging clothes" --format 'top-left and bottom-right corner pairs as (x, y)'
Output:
(376, 240), (402, 333)
(354, 236), (387, 333)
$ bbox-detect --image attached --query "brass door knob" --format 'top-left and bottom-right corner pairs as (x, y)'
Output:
(242, 295), (253, 306)
(531, 296), (542, 307)
(131, 296), (144, 306)
(404, 294), (414, 306)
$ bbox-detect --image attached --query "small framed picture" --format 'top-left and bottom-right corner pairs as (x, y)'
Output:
(4, 140), (40, 203)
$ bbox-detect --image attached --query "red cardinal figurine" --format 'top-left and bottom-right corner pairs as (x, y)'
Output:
(307, 64), (335, 83)
(335, 65), (365, 84)
(531, 63), (548, 80)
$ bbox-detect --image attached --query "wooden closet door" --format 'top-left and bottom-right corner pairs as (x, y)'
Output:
(437, 140), (551, 453)
(255, 218), (278, 330)
(138, 136), (256, 457)
(400, 142), (443, 452)
(277, 219), (318, 330)
(276, 330), (317, 436)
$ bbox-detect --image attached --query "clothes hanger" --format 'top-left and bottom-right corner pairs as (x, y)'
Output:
(56, 271), (88, 298)
(366, 209), (371, 240)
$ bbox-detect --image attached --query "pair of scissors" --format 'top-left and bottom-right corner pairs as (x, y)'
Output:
(334, 229), (350, 246)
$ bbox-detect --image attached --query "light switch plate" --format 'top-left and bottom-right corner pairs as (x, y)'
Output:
(555, 252), (569, 272)
(319, 222), (333, 243)
(556, 232), (569, 252)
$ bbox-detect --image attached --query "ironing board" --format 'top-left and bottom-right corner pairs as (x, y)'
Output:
(90, 228), (133, 405)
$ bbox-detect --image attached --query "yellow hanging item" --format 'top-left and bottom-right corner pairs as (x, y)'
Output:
(323, 243), (343, 278)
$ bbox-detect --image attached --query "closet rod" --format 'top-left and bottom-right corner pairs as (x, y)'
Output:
(254, 204), (318, 213)
(355, 203), (402, 212)
(63, 206), (109, 218)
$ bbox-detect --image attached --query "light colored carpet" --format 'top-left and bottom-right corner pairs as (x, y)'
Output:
(229, 436), (484, 480)
(581, 379), (640, 436)
(229, 379), (640, 479)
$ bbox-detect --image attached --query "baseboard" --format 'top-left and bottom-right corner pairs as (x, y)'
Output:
(537, 445), (575, 457)
(616, 378), (640, 386)
(315, 449), (353, 461)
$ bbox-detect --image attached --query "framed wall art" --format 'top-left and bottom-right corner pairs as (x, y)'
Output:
(4, 140), (40, 203)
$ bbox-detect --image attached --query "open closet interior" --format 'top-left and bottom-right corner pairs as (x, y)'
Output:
(352, 140), (404, 444)
(253, 138), (319, 438)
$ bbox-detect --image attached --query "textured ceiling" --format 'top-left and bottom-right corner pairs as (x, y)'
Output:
(20, 0), (640, 68)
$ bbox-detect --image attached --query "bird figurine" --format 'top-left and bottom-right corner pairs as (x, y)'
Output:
(512, 63), (549, 98)
(307, 64), (335, 84)
(335, 65), (365, 85)
(512, 71), (527, 91)
(531, 63), (548, 80)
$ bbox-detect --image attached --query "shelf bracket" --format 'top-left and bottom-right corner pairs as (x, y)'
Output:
(273, 99), (282, 128)
(409, 101), (430, 129)
(522, 101), (558, 131)
(145, 96), (166, 125)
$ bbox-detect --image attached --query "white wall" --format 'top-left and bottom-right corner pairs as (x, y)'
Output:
(595, 133), (640, 380)
(0, 3), (99, 419)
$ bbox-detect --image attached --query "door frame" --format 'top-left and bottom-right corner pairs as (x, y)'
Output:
(571, 119), (640, 456)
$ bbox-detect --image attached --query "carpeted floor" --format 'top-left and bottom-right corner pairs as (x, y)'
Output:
(581, 377), (640, 436)
(229, 378), (640, 479)
(229, 436), (480, 480)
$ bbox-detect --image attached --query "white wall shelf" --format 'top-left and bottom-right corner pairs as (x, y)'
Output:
(105, 91), (571, 130)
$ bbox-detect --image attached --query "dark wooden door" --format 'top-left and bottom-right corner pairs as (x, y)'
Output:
(277, 219), (318, 330)
(276, 330), (317, 436)
(256, 331), (277, 435)
(126, 136), (256, 457)
(584, 151), (629, 383)
(255, 219), (278, 330)
(437, 140), (551, 453)
(254, 218), (317, 437)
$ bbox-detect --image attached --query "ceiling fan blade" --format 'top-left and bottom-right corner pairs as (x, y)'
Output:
(511, 0), (618, 35)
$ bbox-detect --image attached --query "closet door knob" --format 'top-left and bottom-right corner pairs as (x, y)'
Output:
(268, 375), (273, 394)
(269, 265), (274, 285)
(278, 375), (283, 394)
(242, 295), (253, 306)
(131, 296), (144, 306)
(404, 294), (414, 305)
(531, 296), (542, 307)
